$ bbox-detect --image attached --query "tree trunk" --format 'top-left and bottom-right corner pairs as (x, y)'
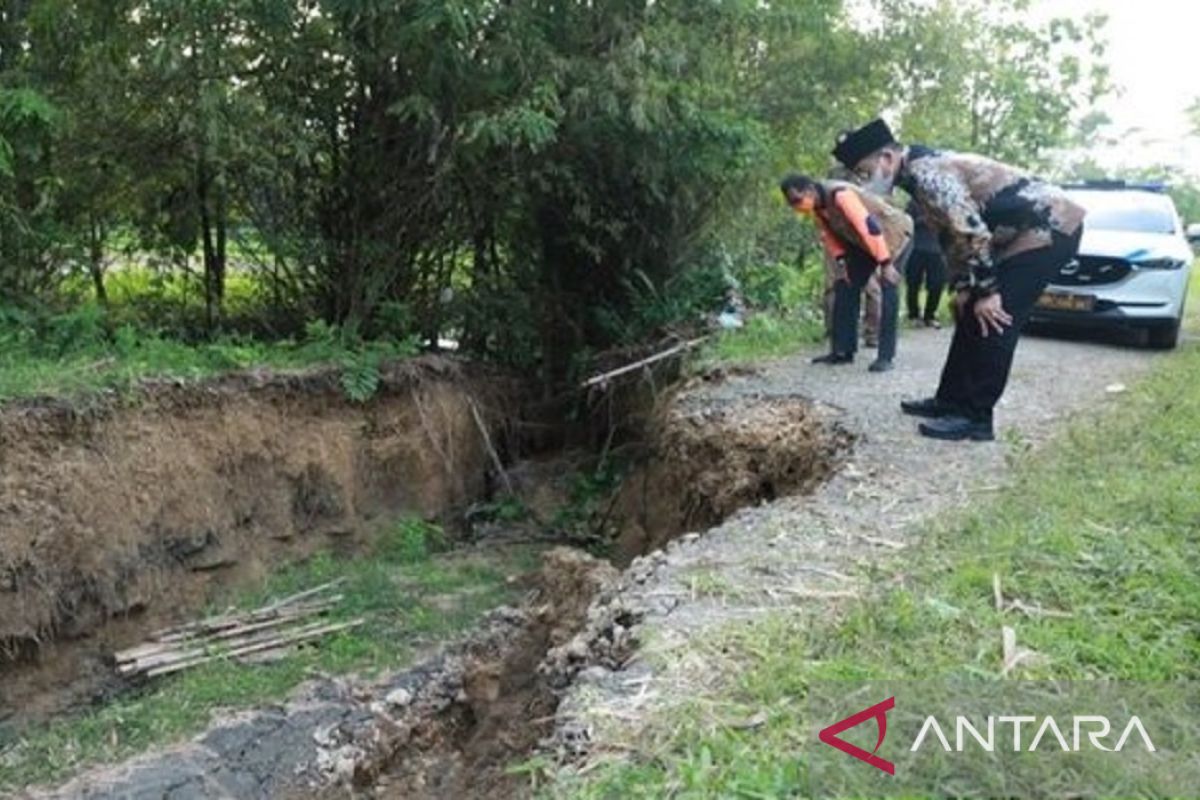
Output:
(536, 205), (575, 391)
(215, 173), (227, 305)
(196, 154), (229, 334)
(87, 214), (108, 307)
(198, 157), (218, 333)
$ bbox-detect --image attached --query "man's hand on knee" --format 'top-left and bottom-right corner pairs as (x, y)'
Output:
(973, 293), (1013, 337)
(880, 262), (902, 286)
(833, 256), (849, 283)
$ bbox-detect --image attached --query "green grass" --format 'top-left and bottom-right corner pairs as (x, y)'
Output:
(0, 520), (541, 792)
(0, 308), (419, 403)
(700, 313), (824, 365)
(559, 269), (1200, 798)
(59, 258), (300, 332)
(696, 256), (826, 365)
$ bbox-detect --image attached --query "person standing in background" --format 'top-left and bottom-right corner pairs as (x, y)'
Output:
(905, 200), (947, 328)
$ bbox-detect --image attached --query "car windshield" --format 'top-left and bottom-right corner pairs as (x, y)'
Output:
(1069, 190), (1178, 234)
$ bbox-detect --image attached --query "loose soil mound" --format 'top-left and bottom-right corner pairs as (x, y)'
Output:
(361, 548), (618, 799)
(613, 392), (852, 558)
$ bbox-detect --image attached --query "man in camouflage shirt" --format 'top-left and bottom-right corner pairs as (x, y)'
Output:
(832, 119), (1085, 441)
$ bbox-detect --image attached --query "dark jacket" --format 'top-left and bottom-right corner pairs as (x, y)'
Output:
(907, 200), (942, 254)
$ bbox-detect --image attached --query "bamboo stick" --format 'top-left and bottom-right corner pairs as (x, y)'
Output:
(579, 337), (708, 389)
(115, 598), (341, 663)
(145, 579), (345, 642)
(117, 581), (355, 679)
(468, 397), (514, 496)
(121, 611), (344, 672)
(116, 606), (341, 673)
(143, 619), (365, 678)
(259, 578), (347, 614)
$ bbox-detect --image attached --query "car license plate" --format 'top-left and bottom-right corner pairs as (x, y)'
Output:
(1037, 291), (1095, 312)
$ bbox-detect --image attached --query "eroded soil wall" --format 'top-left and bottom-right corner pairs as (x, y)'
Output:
(0, 358), (515, 660)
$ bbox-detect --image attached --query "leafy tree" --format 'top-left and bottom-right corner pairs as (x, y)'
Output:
(0, 0), (1117, 386)
(0, 86), (61, 297)
(883, 0), (1110, 167)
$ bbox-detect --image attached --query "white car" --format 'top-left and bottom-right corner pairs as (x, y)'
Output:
(1030, 181), (1194, 349)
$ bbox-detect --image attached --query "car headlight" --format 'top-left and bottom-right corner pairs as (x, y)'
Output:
(1133, 258), (1187, 270)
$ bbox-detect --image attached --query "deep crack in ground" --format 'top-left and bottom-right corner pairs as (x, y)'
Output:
(16, 326), (1166, 799)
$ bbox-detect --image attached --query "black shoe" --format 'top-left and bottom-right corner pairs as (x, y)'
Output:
(863, 338), (879, 349)
(900, 397), (956, 418)
(918, 416), (995, 442)
(811, 353), (853, 365)
(868, 359), (894, 373)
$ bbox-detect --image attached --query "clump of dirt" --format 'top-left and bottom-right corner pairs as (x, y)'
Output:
(612, 392), (853, 559)
(0, 356), (519, 724)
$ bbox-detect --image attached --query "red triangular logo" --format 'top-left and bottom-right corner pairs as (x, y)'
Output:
(818, 696), (896, 775)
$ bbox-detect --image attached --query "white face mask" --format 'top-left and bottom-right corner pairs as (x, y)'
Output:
(863, 165), (894, 196)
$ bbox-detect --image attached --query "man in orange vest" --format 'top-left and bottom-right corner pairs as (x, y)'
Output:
(781, 173), (913, 372)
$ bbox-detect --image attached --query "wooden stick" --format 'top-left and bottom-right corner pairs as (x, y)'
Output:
(144, 619), (365, 678)
(259, 578), (347, 614)
(116, 603), (341, 670)
(125, 618), (353, 676)
(856, 534), (907, 550)
(119, 582), (354, 678)
(154, 588), (343, 643)
(122, 613), (348, 673)
(148, 607), (237, 640)
(468, 397), (514, 496)
(580, 337), (708, 389)
(776, 588), (860, 600)
(116, 599), (342, 663)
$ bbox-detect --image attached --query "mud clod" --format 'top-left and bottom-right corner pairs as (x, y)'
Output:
(613, 393), (851, 558)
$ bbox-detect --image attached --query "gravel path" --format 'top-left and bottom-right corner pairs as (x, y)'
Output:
(551, 324), (1164, 758)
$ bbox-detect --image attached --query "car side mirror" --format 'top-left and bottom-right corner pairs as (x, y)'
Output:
(1188, 222), (1200, 245)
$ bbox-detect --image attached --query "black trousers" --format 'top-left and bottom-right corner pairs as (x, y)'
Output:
(832, 245), (906, 362)
(935, 229), (1082, 423)
(906, 248), (946, 321)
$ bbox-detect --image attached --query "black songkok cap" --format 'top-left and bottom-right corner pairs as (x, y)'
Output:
(832, 118), (898, 170)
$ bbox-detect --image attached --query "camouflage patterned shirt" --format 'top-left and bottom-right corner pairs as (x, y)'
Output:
(897, 146), (1086, 294)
